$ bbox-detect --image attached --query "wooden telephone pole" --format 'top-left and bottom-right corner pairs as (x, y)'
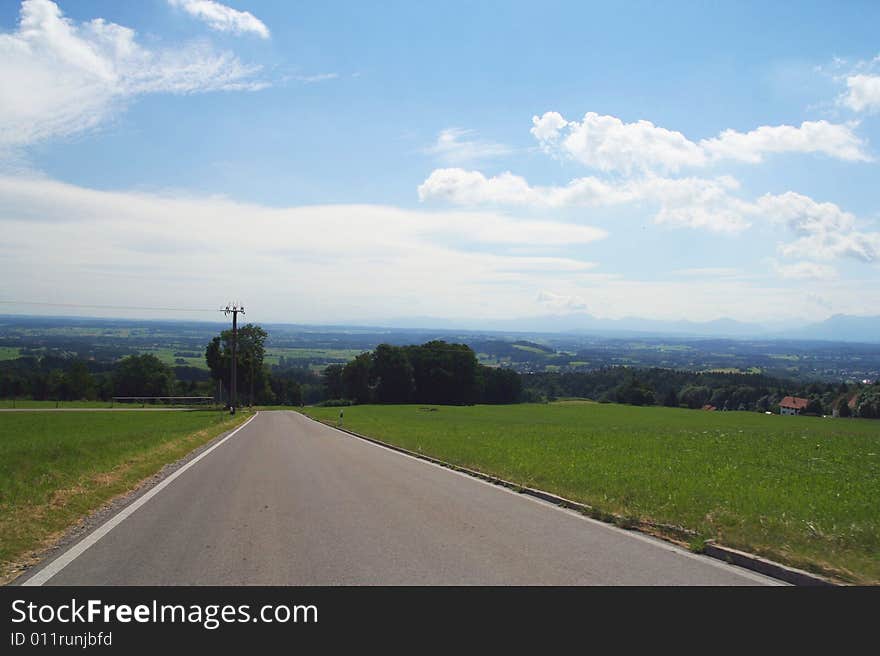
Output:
(221, 303), (245, 414)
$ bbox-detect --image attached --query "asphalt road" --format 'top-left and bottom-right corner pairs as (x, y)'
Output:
(19, 411), (780, 585)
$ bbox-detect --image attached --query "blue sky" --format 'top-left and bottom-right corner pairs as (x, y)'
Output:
(1, 0), (879, 326)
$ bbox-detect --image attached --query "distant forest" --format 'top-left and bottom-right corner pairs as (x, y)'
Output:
(1, 323), (878, 418)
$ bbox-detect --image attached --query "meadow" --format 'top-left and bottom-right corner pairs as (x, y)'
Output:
(302, 402), (880, 583)
(0, 410), (248, 583)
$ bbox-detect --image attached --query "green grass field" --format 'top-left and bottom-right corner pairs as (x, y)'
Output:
(0, 410), (248, 583)
(301, 402), (880, 583)
(0, 347), (21, 360)
(263, 347), (367, 366)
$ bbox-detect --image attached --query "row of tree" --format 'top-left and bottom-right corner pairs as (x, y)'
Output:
(522, 367), (880, 417)
(321, 341), (522, 405)
(2, 324), (878, 418)
(0, 353), (186, 401)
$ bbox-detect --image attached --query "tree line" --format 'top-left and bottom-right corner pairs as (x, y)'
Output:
(2, 323), (878, 418)
(320, 341), (522, 405)
(522, 367), (880, 417)
(0, 353), (188, 401)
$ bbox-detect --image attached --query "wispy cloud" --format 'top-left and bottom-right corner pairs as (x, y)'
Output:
(0, 0), (266, 151)
(291, 73), (339, 83)
(771, 260), (839, 281)
(4, 174), (878, 323)
(167, 0), (270, 39)
(672, 267), (743, 278)
(536, 290), (590, 312)
(0, 175), (605, 318)
(424, 128), (513, 165)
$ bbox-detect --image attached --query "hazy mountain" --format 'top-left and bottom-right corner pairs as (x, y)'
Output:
(386, 313), (880, 342)
(788, 315), (880, 343)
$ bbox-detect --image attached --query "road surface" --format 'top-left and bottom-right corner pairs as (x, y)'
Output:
(18, 411), (780, 585)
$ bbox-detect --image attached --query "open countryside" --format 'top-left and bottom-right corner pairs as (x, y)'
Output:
(3, 0), (880, 594)
(1, 316), (878, 585)
(303, 402), (880, 583)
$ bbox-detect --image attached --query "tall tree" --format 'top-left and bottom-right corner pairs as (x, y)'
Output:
(371, 344), (413, 403)
(205, 324), (270, 405)
(322, 364), (345, 400)
(405, 341), (479, 404)
(342, 353), (373, 403)
(114, 354), (174, 397)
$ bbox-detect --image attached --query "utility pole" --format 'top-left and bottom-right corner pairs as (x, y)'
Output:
(221, 303), (245, 415)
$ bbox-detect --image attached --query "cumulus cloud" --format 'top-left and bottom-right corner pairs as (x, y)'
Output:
(530, 111), (870, 173)
(841, 74), (880, 113)
(424, 128), (513, 165)
(702, 120), (870, 163)
(417, 168), (623, 207)
(168, 0), (270, 39)
(0, 0), (265, 150)
(419, 168), (750, 233)
(531, 111), (706, 173)
(420, 167), (880, 250)
(753, 191), (880, 262)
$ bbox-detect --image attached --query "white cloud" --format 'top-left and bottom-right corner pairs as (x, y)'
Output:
(418, 168), (750, 233)
(532, 111), (706, 173)
(292, 72), (339, 83)
(702, 120), (870, 163)
(530, 111), (568, 147)
(168, 0), (270, 39)
(424, 128), (513, 165)
(0, 0), (265, 150)
(753, 191), (880, 262)
(536, 290), (589, 312)
(5, 173), (879, 324)
(419, 168), (880, 251)
(771, 261), (839, 281)
(0, 174), (607, 322)
(672, 267), (743, 278)
(841, 74), (880, 113)
(529, 111), (870, 173)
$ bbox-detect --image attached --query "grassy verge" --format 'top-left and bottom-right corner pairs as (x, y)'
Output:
(0, 400), (118, 409)
(0, 409), (249, 583)
(0, 400), (222, 409)
(301, 403), (880, 584)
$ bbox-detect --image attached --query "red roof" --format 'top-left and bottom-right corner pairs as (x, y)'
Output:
(780, 396), (809, 410)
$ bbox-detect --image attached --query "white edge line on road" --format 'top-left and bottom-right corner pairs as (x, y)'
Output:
(21, 412), (259, 586)
(300, 413), (784, 586)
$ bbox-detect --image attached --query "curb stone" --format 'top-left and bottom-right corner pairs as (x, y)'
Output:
(702, 541), (836, 587)
(306, 414), (840, 587)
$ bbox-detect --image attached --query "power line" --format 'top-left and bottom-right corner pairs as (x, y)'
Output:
(0, 301), (217, 313)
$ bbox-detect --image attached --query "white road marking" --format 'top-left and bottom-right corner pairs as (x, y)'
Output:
(21, 413), (259, 586)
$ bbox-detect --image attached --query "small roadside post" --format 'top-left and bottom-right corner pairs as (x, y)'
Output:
(338, 408), (344, 428)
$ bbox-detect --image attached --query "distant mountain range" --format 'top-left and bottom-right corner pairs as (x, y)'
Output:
(3, 312), (878, 343)
(385, 313), (880, 342)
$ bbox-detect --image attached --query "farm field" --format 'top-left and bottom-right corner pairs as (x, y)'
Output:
(0, 410), (248, 583)
(0, 347), (20, 360)
(301, 402), (880, 583)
